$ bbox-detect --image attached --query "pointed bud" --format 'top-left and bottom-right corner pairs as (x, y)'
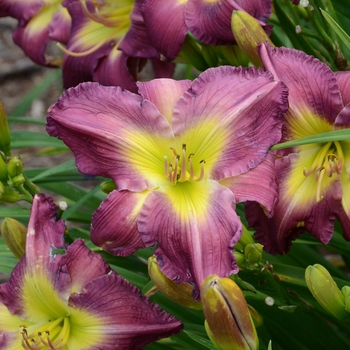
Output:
(0, 156), (8, 182)
(201, 275), (258, 350)
(1, 217), (27, 259)
(305, 264), (348, 319)
(148, 256), (202, 310)
(0, 101), (11, 156)
(231, 10), (274, 66)
(0, 183), (20, 203)
(235, 224), (255, 252)
(100, 179), (117, 194)
(342, 286), (350, 314)
(7, 156), (23, 178)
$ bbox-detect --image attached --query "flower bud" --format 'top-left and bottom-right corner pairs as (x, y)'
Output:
(0, 101), (11, 156)
(245, 243), (263, 265)
(0, 183), (20, 203)
(7, 156), (23, 178)
(342, 286), (350, 314)
(0, 156), (8, 182)
(148, 256), (202, 310)
(201, 275), (258, 350)
(1, 217), (27, 259)
(305, 264), (348, 319)
(100, 179), (117, 194)
(231, 10), (274, 66)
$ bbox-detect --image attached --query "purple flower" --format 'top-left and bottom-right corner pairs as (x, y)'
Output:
(47, 66), (288, 294)
(0, 194), (182, 349)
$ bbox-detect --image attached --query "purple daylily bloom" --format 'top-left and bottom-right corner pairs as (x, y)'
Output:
(141, 0), (272, 60)
(47, 66), (288, 294)
(0, 194), (182, 349)
(246, 43), (350, 254)
(0, 0), (71, 67)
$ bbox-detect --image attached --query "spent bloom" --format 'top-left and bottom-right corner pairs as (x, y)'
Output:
(47, 66), (288, 294)
(0, 194), (182, 349)
(247, 43), (350, 254)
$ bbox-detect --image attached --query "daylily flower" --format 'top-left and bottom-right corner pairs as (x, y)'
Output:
(47, 66), (288, 294)
(0, 0), (71, 66)
(60, 0), (172, 91)
(0, 194), (182, 349)
(141, 0), (272, 60)
(246, 43), (350, 254)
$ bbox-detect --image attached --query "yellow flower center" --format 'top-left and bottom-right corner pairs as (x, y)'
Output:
(20, 317), (70, 350)
(57, 0), (133, 57)
(303, 141), (344, 202)
(164, 144), (206, 184)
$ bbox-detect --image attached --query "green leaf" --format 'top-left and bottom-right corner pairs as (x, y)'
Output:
(270, 129), (350, 150)
(29, 160), (77, 182)
(183, 332), (216, 350)
(320, 8), (350, 50)
(10, 130), (66, 149)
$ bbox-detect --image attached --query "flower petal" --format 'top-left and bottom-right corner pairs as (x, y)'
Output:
(138, 180), (241, 293)
(137, 78), (191, 124)
(142, 0), (187, 60)
(259, 43), (343, 126)
(247, 154), (343, 254)
(220, 152), (278, 216)
(91, 190), (149, 255)
(172, 66), (288, 180)
(68, 271), (182, 350)
(47, 82), (175, 191)
(335, 71), (350, 106)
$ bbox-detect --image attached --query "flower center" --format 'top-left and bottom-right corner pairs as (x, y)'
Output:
(303, 141), (344, 202)
(20, 317), (70, 350)
(164, 144), (205, 185)
(57, 0), (133, 57)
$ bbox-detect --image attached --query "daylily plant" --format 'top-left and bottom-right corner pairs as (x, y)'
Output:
(0, 194), (182, 349)
(247, 43), (350, 254)
(46, 66), (288, 294)
(0, 0), (71, 66)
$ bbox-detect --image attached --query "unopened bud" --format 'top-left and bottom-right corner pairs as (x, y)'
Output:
(245, 243), (263, 265)
(148, 256), (202, 310)
(7, 156), (23, 178)
(231, 10), (274, 66)
(100, 180), (117, 194)
(0, 183), (20, 203)
(305, 264), (348, 319)
(201, 275), (258, 350)
(342, 286), (350, 314)
(0, 101), (11, 156)
(0, 157), (8, 181)
(1, 217), (27, 259)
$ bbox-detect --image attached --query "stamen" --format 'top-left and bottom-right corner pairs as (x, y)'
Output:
(179, 144), (187, 182)
(334, 141), (344, 173)
(316, 167), (325, 202)
(303, 142), (332, 177)
(188, 154), (195, 181)
(196, 160), (206, 182)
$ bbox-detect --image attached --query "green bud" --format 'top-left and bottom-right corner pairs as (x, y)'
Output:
(245, 243), (263, 265)
(0, 101), (11, 156)
(1, 217), (27, 259)
(231, 10), (274, 66)
(100, 179), (117, 194)
(201, 275), (259, 350)
(7, 156), (23, 178)
(0, 156), (8, 182)
(148, 256), (202, 310)
(305, 264), (348, 319)
(8, 174), (25, 187)
(341, 286), (350, 313)
(235, 224), (255, 252)
(0, 183), (20, 203)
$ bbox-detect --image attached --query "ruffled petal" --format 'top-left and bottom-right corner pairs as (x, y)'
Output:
(68, 271), (182, 350)
(259, 43), (343, 126)
(0, 0), (42, 21)
(91, 190), (149, 255)
(172, 66), (288, 181)
(219, 152), (278, 216)
(247, 154), (343, 254)
(142, 0), (187, 60)
(185, 0), (272, 45)
(138, 180), (241, 294)
(137, 79), (191, 124)
(47, 82), (175, 191)
(48, 5), (72, 44)
(335, 71), (350, 106)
